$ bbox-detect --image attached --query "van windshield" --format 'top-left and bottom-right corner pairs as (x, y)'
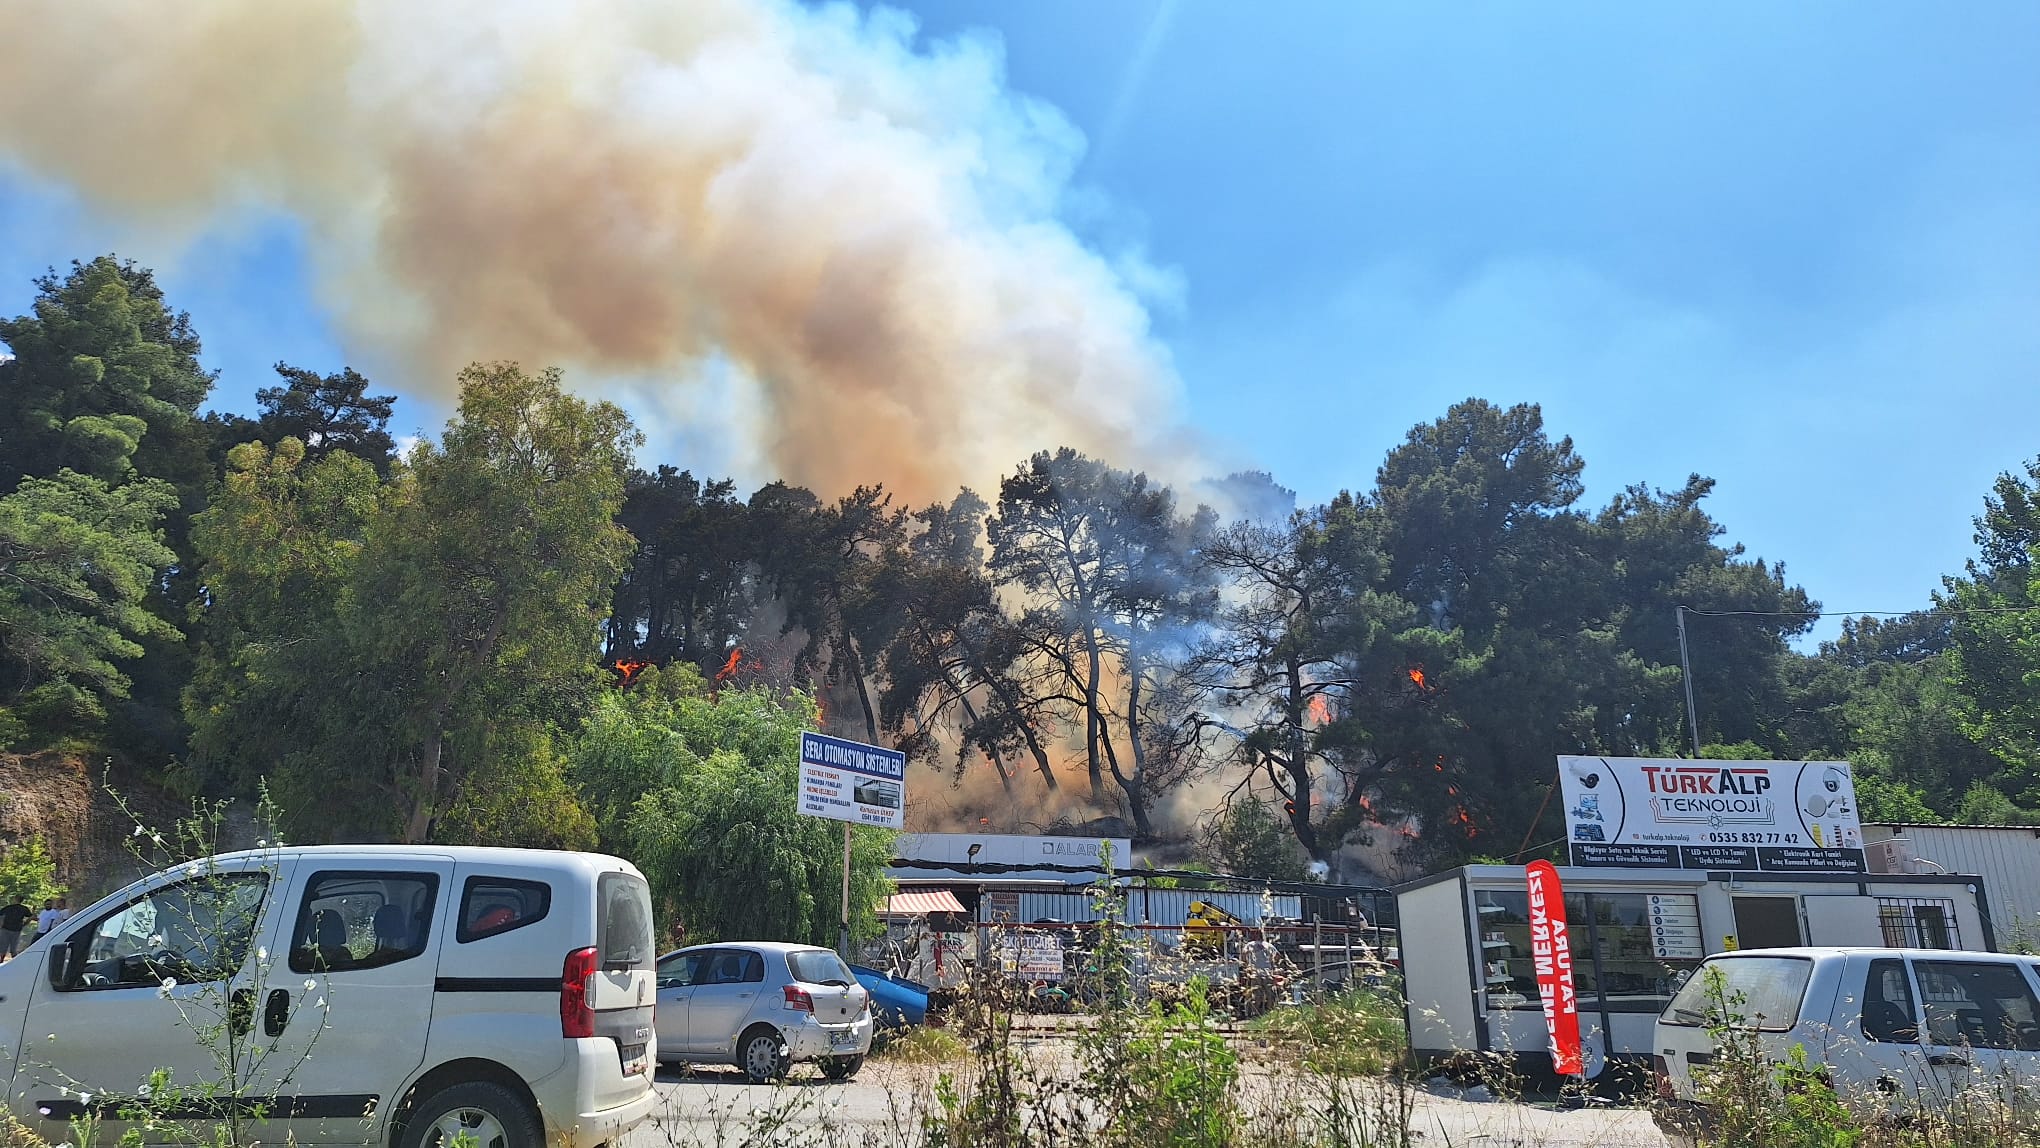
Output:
(596, 872), (654, 971)
(1663, 955), (1812, 1032)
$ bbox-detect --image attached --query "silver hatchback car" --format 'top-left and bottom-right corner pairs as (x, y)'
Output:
(655, 942), (875, 1082)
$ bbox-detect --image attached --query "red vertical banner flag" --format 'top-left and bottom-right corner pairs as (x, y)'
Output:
(1524, 860), (1584, 1076)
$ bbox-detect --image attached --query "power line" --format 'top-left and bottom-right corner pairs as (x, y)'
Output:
(1681, 605), (2040, 619)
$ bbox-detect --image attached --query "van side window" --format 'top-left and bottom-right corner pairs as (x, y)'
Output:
(61, 874), (268, 991)
(1915, 960), (2040, 1051)
(1860, 958), (1920, 1043)
(288, 871), (438, 974)
(457, 877), (551, 942)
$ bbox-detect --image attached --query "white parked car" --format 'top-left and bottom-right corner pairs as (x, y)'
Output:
(655, 942), (874, 1082)
(0, 846), (659, 1148)
(1654, 946), (2040, 1145)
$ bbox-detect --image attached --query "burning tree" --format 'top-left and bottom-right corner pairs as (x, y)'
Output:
(987, 448), (1217, 836)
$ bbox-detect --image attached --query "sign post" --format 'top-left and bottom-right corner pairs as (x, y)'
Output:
(1557, 756), (1865, 873)
(798, 731), (907, 956)
(1525, 860), (1583, 1077)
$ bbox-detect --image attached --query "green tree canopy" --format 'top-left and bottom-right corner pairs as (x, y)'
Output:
(568, 667), (894, 945)
(0, 470), (178, 739)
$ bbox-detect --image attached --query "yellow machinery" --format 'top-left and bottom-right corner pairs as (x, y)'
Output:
(1182, 900), (1241, 957)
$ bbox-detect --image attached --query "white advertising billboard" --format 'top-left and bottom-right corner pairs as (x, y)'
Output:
(799, 731), (907, 830)
(1558, 756), (1864, 872)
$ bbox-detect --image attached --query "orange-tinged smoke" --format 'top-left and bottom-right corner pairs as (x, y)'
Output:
(1306, 694), (1331, 726)
(0, 0), (1192, 501)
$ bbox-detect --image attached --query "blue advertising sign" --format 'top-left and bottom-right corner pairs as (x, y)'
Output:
(799, 732), (906, 829)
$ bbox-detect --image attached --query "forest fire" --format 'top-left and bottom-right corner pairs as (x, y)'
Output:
(715, 647), (744, 683)
(1407, 666), (1433, 691)
(1307, 695), (1332, 725)
(611, 660), (650, 686)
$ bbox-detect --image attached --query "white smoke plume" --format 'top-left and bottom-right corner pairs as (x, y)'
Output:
(0, 0), (1191, 500)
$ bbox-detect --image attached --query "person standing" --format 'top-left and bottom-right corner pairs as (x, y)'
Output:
(36, 897), (69, 937)
(0, 899), (29, 960)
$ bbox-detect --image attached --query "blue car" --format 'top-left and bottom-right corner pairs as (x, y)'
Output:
(850, 963), (930, 1031)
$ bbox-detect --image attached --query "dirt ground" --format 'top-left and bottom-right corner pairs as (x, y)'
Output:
(627, 1049), (1671, 1147)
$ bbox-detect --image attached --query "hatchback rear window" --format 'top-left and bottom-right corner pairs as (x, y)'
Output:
(597, 872), (654, 971)
(1663, 955), (1811, 1032)
(788, 949), (854, 986)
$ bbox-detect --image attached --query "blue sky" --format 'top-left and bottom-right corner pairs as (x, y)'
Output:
(3, 2), (2037, 638)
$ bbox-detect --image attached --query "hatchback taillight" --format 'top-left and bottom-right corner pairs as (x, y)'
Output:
(1653, 1055), (1675, 1101)
(562, 947), (599, 1038)
(783, 984), (813, 1012)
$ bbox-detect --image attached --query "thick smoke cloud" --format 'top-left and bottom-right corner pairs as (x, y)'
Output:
(0, 0), (1188, 499)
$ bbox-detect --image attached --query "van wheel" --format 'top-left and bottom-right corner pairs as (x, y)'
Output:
(739, 1027), (791, 1083)
(402, 1081), (540, 1148)
(820, 1055), (864, 1081)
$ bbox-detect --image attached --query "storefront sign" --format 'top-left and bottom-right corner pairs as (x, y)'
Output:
(1525, 861), (1584, 1076)
(1558, 756), (1864, 873)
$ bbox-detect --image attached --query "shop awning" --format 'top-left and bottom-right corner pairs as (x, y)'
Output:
(886, 890), (966, 916)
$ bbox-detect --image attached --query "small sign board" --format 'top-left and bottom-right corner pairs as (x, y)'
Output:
(1559, 756), (1864, 873)
(799, 731), (907, 830)
(999, 933), (1065, 981)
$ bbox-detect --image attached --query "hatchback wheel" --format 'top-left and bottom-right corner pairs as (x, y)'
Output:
(820, 1054), (864, 1081)
(740, 1026), (791, 1083)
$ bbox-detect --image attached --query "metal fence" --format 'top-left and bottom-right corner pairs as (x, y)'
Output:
(861, 901), (1401, 1021)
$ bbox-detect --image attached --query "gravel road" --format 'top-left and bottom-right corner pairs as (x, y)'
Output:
(622, 1053), (1673, 1147)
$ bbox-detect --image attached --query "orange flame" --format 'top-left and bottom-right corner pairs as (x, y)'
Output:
(1306, 695), (1331, 725)
(1407, 666), (1431, 691)
(715, 647), (743, 683)
(612, 660), (649, 686)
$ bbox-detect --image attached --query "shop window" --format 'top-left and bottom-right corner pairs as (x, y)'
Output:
(1471, 889), (1699, 1013)
(1878, 899), (1960, 950)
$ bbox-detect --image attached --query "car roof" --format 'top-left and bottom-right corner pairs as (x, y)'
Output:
(659, 941), (835, 960)
(1709, 946), (2031, 961)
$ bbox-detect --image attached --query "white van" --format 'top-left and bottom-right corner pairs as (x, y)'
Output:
(0, 846), (658, 1148)
(1654, 947), (2040, 1145)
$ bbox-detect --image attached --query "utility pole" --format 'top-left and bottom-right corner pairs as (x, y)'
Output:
(1675, 605), (1701, 757)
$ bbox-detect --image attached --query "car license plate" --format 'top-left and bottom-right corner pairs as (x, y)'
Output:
(620, 1043), (649, 1076)
(828, 1029), (857, 1050)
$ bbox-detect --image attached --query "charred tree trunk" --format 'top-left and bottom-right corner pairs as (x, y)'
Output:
(1284, 651), (1320, 860)
(1082, 625), (1106, 802)
(1117, 644), (1153, 839)
(839, 624), (882, 745)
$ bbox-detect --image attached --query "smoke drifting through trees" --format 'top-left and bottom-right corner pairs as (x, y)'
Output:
(0, 0), (1188, 501)
(5, 251), (2038, 871)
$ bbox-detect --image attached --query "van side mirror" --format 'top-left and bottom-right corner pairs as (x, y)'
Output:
(47, 941), (72, 988)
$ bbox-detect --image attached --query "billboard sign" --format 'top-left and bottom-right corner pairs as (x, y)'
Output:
(799, 732), (907, 830)
(1558, 756), (1864, 873)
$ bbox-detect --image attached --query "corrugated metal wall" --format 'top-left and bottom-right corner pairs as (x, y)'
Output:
(1868, 824), (2040, 947)
(996, 890), (1304, 925)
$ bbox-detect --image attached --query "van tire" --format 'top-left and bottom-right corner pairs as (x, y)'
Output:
(738, 1026), (791, 1083)
(820, 1055), (863, 1081)
(400, 1081), (541, 1148)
